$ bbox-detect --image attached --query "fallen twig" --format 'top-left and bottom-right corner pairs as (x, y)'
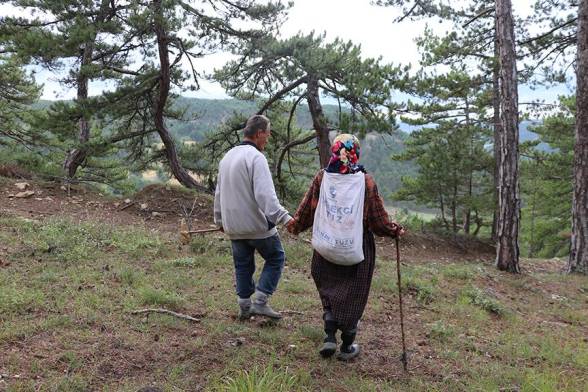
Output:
(120, 202), (136, 211)
(180, 223), (222, 245)
(130, 308), (201, 322)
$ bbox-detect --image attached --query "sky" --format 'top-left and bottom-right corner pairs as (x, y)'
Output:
(6, 0), (574, 103)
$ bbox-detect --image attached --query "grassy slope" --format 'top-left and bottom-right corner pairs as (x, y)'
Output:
(1, 213), (587, 391)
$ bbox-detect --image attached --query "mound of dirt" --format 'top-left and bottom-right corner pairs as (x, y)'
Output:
(130, 184), (214, 223)
(373, 230), (495, 263)
(0, 175), (216, 234)
(0, 164), (32, 179)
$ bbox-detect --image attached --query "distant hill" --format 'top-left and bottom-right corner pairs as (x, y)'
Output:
(31, 97), (548, 211)
(35, 97), (545, 147)
(167, 98), (419, 208)
(169, 97), (349, 141)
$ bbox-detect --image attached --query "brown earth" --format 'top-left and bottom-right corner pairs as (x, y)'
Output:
(1, 169), (585, 391)
(0, 174), (494, 263)
(0, 177), (214, 235)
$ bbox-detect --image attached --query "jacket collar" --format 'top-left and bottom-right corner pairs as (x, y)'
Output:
(239, 140), (260, 151)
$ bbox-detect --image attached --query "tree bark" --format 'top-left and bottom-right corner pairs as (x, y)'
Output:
(306, 75), (331, 168)
(439, 192), (449, 230)
(451, 182), (458, 233)
(491, 25), (501, 242)
(64, 43), (93, 179)
(463, 99), (472, 235)
(63, 0), (111, 179)
(153, 0), (207, 192)
(495, 0), (521, 273)
(472, 209), (482, 237)
(463, 175), (472, 234)
(569, 0), (588, 274)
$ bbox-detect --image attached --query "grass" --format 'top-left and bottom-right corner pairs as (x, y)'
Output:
(212, 363), (310, 392)
(460, 286), (507, 316)
(1, 213), (588, 391)
(401, 267), (438, 305)
(138, 286), (185, 310)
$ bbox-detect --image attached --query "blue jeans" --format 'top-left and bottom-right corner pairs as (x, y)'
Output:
(231, 234), (285, 299)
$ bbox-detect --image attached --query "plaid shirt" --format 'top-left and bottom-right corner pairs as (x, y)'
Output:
(288, 170), (402, 237)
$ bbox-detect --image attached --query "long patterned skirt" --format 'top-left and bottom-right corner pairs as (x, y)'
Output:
(310, 230), (376, 331)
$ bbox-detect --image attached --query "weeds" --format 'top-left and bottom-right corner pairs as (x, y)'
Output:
(428, 321), (455, 342)
(460, 286), (506, 316)
(215, 364), (307, 392)
(403, 275), (436, 304)
(138, 287), (184, 310)
(441, 264), (478, 280)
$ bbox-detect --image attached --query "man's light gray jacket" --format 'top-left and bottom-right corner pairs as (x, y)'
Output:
(214, 144), (292, 240)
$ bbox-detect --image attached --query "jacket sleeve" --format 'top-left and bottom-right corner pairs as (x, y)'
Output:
(287, 171), (323, 235)
(213, 171), (222, 227)
(252, 154), (292, 226)
(365, 174), (403, 238)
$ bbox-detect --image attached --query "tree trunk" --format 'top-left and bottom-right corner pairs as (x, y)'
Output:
(64, 43), (93, 179)
(495, 0), (521, 273)
(472, 209), (482, 237)
(463, 176), (472, 235)
(529, 174), (538, 258)
(491, 26), (501, 242)
(153, 0), (208, 192)
(306, 75), (331, 168)
(63, 0), (113, 180)
(439, 194), (449, 229)
(569, 0), (588, 274)
(463, 98), (472, 235)
(451, 183), (458, 233)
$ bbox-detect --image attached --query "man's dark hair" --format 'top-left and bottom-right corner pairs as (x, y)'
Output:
(243, 115), (270, 138)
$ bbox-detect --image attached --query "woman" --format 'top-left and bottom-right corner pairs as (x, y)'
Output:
(287, 134), (404, 361)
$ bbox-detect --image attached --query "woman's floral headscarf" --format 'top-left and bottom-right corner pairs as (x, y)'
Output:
(325, 133), (365, 174)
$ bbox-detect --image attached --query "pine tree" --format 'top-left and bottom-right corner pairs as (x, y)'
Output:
(520, 97), (574, 258)
(569, 0), (588, 274)
(214, 33), (405, 168)
(101, 0), (288, 190)
(373, 0), (507, 240)
(495, 0), (520, 273)
(394, 69), (493, 235)
(521, 0), (578, 85)
(0, 55), (41, 147)
(0, 0), (131, 180)
(1, 0), (288, 189)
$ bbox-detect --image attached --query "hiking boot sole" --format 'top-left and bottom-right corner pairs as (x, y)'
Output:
(337, 344), (360, 361)
(237, 312), (251, 321)
(250, 309), (282, 320)
(319, 342), (337, 358)
(250, 305), (282, 320)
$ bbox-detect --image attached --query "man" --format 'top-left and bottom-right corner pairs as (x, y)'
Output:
(214, 114), (292, 320)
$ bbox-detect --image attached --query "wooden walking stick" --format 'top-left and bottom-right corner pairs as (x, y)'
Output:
(395, 236), (408, 372)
